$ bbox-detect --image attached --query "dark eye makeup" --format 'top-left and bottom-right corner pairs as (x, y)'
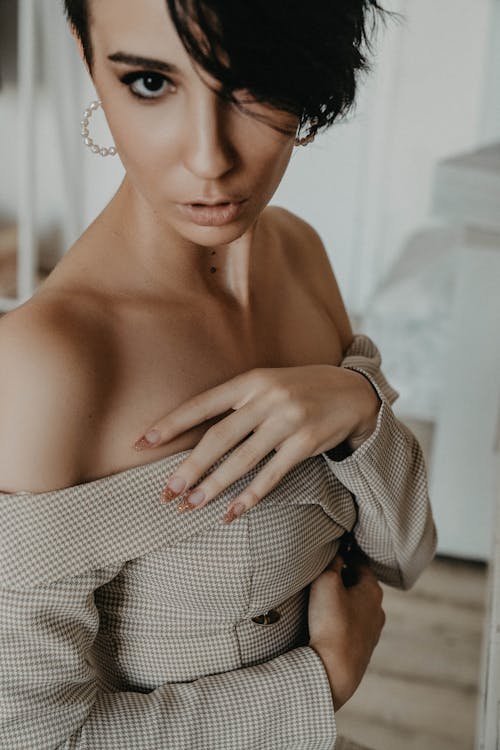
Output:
(119, 71), (175, 100)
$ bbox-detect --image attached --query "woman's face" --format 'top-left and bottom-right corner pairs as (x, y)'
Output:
(84, 0), (299, 245)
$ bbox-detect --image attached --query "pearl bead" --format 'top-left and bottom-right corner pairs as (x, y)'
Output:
(81, 100), (116, 156)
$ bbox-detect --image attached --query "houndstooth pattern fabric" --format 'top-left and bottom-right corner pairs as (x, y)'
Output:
(0, 333), (437, 749)
(323, 333), (438, 590)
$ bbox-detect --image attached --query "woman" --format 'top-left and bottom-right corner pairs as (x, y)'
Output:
(0, 1), (436, 748)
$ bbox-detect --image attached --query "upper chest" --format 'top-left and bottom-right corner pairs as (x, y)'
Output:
(35, 214), (345, 481)
(86, 274), (342, 475)
(95, 212), (343, 380)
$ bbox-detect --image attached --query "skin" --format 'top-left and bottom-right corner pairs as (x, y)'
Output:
(10, 0), (379, 488)
(71, 0), (301, 309)
(0, 0), (385, 711)
(308, 555), (386, 711)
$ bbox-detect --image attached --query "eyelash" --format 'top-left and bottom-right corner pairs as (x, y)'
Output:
(118, 72), (259, 113)
(119, 71), (175, 101)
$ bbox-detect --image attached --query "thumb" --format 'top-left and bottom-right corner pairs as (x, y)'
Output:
(327, 553), (345, 574)
(352, 559), (378, 588)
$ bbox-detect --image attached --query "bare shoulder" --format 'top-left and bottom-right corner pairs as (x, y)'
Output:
(0, 295), (102, 493)
(269, 205), (354, 352)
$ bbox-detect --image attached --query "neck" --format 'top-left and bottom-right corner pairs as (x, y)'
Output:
(96, 175), (266, 311)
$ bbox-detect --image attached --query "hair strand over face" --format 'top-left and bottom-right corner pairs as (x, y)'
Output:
(63, 0), (400, 140)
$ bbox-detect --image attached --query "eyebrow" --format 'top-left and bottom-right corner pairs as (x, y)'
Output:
(107, 52), (181, 75)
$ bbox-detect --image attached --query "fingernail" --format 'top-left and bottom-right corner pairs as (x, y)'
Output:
(184, 488), (205, 506)
(223, 502), (245, 524)
(176, 496), (194, 512)
(160, 475), (187, 502)
(134, 428), (160, 450)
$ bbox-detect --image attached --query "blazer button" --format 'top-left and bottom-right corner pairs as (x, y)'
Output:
(251, 608), (281, 625)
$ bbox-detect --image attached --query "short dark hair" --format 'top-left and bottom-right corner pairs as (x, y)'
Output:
(63, 0), (399, 140)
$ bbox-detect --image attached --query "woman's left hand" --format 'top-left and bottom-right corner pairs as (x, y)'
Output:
(133, 364), (381, 524)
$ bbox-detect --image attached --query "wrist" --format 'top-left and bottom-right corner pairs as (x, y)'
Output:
(309, 642), (353, 712)
(347, 371), (381, 450)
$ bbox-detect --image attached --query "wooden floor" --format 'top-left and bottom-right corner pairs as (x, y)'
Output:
(336, 555), (487, 750)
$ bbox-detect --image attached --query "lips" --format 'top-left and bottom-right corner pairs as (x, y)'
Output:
(190, 202), (230, 207)
(184, 197), (247, 206)
(176, 199), (248, 226)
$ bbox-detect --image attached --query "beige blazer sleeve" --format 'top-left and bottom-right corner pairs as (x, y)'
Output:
(322, 333), (438, 590)
(0, 452), (339, 748)
(0, 331), (435, 749)
(0, 564), (335, 749)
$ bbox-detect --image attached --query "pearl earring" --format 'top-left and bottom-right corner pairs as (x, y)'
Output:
(81, 100), (117, 157)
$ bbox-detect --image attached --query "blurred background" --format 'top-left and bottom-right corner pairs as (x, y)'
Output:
(1, 1), (499, 748)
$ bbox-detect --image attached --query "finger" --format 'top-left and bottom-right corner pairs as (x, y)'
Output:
(327, 554), (345, 573)
(175, 424), (281, 513)
(373, 607), (386, 647)
(318, 555), (348, 594)
(326, 554), (349, 583)
(352, 564), (384, 600)
(221, 434), (313, 524)
(133, 373), (250, 450)
(349, 556), (374, 581)
(160, 403), (266, 503)
(180, 427), (299, 524)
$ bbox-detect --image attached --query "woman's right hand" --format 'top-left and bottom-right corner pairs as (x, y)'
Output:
(308, 553), (385, 711)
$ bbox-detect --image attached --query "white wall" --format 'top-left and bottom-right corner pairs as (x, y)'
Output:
(272, 0), (496, 314)
(480, 0), (500, 143)
(2, 0), (500, 313)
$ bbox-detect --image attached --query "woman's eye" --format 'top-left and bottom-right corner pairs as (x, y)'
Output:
(120, 71), (174, 100)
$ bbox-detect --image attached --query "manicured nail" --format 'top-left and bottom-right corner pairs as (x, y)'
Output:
(223, 502), (246, 524)
(175, 488), (204, 512)
(184, 488), (205, 506)
(134, 428), (161, 451)
(176, 496), (194, 512)
(160, 475), (187, 503)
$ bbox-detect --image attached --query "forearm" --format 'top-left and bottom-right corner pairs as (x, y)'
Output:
(322, 334), (438, 589)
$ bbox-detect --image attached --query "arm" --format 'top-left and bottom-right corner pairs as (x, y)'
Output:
(0, 304), (99, 493)
(322, 333), (438, 590)
(0, 566), (336, 750)
(279, 213), (437, 590)
(0, 313), (337, 749)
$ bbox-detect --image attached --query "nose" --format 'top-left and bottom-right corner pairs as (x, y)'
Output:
(182, 86), (236, 180)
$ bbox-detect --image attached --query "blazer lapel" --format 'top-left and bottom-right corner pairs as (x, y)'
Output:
(0, 448), (356, 589)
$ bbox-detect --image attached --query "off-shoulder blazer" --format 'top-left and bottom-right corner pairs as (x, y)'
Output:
(0, 333), (437, 749)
